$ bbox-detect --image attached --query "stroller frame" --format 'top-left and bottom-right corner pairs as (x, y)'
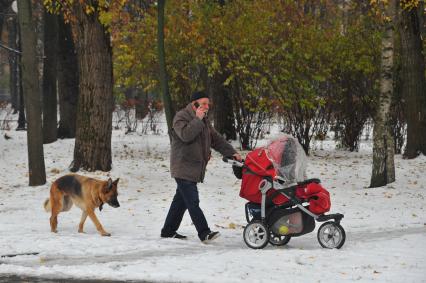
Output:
(224, 157), (346, 249)
(255, 176), (343, 224)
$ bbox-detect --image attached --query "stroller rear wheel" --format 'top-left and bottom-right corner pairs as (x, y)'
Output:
(243, 221), (270, 249)
(317, 221), (346, 249)
(269, 232), (291, 246)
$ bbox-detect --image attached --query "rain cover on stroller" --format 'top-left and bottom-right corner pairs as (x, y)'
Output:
(239, 135), (331, 214)
(264, 135), (308, 184)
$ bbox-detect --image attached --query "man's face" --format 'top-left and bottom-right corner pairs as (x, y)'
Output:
(193, 98), (210, 112)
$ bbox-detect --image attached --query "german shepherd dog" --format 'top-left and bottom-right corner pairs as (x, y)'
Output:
(44, 174), (120, 236)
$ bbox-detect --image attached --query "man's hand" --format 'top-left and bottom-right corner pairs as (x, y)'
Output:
(233, 153), (242, 161)
(195, 107), (207, 120)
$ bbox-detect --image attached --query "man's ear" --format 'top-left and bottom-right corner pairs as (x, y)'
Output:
(113, 178), (119, 186)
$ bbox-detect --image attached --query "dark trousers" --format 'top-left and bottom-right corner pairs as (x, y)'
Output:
(161, 178), (211, 240)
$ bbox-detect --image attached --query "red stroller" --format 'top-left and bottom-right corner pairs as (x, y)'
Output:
(224, 135), (346, 249)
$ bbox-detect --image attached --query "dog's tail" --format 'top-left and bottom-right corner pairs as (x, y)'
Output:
(43, 198), (51, 212)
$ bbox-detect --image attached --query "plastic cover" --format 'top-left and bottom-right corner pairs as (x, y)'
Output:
(264, 134), (307, 184)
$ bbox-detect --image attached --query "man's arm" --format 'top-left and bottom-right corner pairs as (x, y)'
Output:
(210, 126), (240, 159)
(173, 115), (204, 143)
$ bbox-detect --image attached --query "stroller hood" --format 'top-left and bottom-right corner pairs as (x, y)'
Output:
(239, 134), (308, 205)
(264, 134), (307, 184)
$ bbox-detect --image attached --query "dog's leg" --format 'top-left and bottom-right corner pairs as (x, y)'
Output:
(49, 184), (63, 233)
(78, 211), (88, 233)
(50, 202), (61, 233)
(87, 209), (111, 236)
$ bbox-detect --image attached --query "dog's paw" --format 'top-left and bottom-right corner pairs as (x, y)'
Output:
(101, 232), (111, 237)
(51, 230), (58, 233)
(78, 229), (85, 233)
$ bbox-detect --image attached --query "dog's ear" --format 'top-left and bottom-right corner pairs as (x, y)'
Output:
(113, 178), (119, 186)
(106, 178), (113, 190)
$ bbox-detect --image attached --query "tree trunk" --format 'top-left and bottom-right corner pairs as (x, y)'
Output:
(418, 1), (425, 38)
(399, 4), (426, 158)
(6, 11), (19, 112)
(157, 0), (174, 137)
(135, 90), (149, 119)
(17, 61), (26, 130)
(17, 0), (46, 186)
(70, 3), (113, 172)
(370, 0), (396, 188)
(57, 14), (78, 139)
(0, 1), (6, 33)
(42, 9), (58, 144)
(202, 67), (236, 141)
(212, 78), (236, 140)
(16, 23), (26, 131)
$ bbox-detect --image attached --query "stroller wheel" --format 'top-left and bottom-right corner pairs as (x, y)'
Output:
(317, 221), (346, 249)
(269, 232), (291, 246)
(243, 221), (270, 249)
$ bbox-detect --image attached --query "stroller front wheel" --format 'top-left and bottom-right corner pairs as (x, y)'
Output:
(317, 221), (346, 249)
(243, 221), (270, 249)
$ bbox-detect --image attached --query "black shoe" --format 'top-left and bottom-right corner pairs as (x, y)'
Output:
(161, 232), (187, 240)
(202, 231), (220, 243)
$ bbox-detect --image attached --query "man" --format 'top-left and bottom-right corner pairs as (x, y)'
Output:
(161, 91), (242, 243)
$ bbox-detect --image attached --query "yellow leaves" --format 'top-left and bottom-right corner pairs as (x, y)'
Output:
(370, 0), (388, 5)
(85, 4), (95, 15)
(228, 223), (237, 229)
(214, 222), (240, 229)
(223, 74), (234, 86)
(99, 10), (113, 26)
(400, 0), (420, 10)
(370, 0), (418, 18)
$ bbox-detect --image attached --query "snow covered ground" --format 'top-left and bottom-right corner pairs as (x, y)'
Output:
(0, 115), (426, 282)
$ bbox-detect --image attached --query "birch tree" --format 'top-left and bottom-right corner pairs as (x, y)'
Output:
(370, 0), (397, 188)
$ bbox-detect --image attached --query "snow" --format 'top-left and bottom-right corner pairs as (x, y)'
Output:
(0, 114), (426, 282)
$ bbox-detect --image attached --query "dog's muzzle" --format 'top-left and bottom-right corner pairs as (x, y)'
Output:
(108, 199), (120, 208)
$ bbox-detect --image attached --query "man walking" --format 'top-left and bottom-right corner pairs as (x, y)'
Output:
(161, 91), (241, 243)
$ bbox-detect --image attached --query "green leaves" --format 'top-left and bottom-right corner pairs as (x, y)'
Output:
(110, 0), (381, 123)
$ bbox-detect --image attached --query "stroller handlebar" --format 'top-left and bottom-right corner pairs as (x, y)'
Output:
(223, 157), (244, 167)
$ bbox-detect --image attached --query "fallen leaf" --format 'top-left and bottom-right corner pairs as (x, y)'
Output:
(228, 222), (236, 229)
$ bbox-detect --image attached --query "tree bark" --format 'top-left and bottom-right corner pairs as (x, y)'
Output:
(6, 10), (19, 112)
(0, 1), (8, 33)
(135, 90), (149, 119)
(212, 76), (236, 140)
(370, 0), (396, 188)
(399, 4), (426, 158)
(157, 0), (174, 138)
(42, 8), (58, 144)
(57, 14), (78, 139)
(201, 64), (236, 141)
(70, 3), (113, 172)
(16, 22), (26, 130)
(17, 0), (46, 186)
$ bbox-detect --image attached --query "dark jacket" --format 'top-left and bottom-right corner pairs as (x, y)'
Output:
(170, 103), (236, 182)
